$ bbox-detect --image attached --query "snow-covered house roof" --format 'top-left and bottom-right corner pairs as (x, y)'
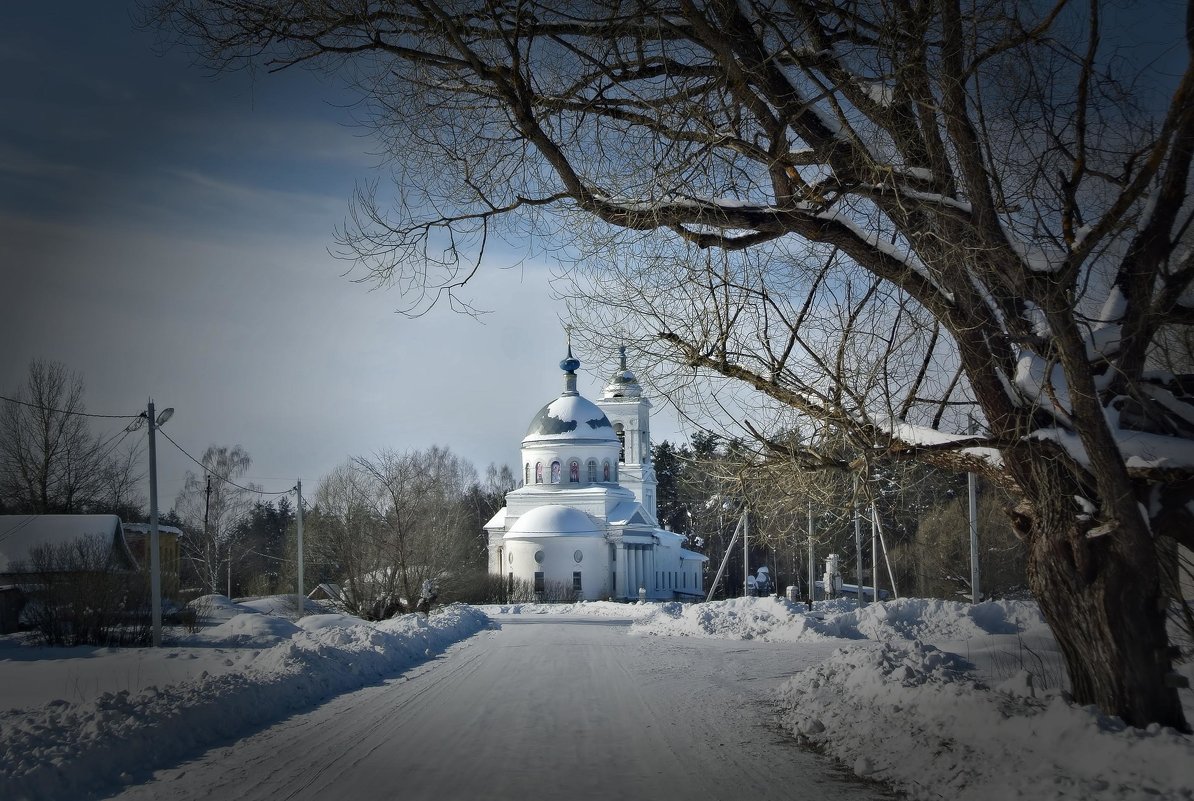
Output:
(505, 505), (601, 538)
(121, 523), (184, 536)
(0, 515), (136, 573)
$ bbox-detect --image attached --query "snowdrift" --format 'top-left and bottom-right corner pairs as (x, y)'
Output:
(1, 603), (490, 801)
(632, 595), (1048, 642)
(635, 596), (1194, 801)
(779, 640), (1194, 801)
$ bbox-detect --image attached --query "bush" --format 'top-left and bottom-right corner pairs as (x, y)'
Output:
(16, 535), (151, 646)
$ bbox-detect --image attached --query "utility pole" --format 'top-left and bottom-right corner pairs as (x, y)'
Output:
(967, 415), (981, 604)
(203, 474), (212, 594)
(807, 500), (815, 606)
(742, 506), (750, 597)
(144, 401), (173, 646)
(969, 471), (981, 604)
(295, 479), (304, 619)
(147, 401), (162, 647)
(871, 499), (878, 602)
(854, 475), (864, 609)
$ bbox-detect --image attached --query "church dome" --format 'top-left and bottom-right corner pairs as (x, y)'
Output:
(602, 345), (643, 399)
(523, 346), (619, 445)
(507, 504), (601, 537)
(523, 394), (617, 444)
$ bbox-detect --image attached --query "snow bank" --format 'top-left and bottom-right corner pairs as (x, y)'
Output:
(631, 596), (1048, 642)
(478, 600), (655, 619)
(635, 596), (1192, 800)
(1, 603), (490, 801)
(778, 640), (1194, 801)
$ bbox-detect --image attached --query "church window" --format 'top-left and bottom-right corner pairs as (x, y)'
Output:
(551, 460), (561, 483)
(534, 549), (545, 564)
(525, 463), (530, 485)
(535, 462), (543, 484)
(614, 423), (625, 462)
(573, 571), (582, 595)
(534, 572), (545, 593)
(573, 549), (583, 563)
(602, 460), (611, 482)
(587, 459), (597, 482)
(569, 460), (580, 482)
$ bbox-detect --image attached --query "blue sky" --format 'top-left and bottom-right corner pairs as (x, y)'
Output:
(1, 2), (1185, 510)
(0, 2), (680, 508)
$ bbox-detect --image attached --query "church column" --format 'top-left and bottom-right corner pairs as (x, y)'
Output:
(625, 541), (635, 599)
(635, 544), (644, 594)
(649, 546), (657, 597)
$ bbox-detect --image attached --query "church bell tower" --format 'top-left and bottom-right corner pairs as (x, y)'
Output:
(596, 347), (657, 522)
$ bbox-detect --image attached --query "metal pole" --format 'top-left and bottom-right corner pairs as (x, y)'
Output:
(147, 401), (162, 647)
(874, 501), (883, 601)
(743, 507), (750, 597)
(203, 474), (211, 593)
(873, 501), (899, 599)
(296, 479), (304, 619)
(969, 471), (980, 603)
(706, 513), (745, 602)
(807, 500), (815, 606)
(854, 475), (863, 609)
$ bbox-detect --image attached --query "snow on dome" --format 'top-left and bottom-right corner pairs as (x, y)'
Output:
(523, 394), (617, 443)
(507, 505), (601, 537)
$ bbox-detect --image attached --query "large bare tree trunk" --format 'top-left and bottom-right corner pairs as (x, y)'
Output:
(1010, 453), (1187, 731)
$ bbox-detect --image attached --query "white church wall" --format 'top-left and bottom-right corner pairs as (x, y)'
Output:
(503, 536), (611, 601)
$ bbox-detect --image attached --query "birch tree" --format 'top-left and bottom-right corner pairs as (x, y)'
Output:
(148, 0), (1194, 730)
(174, 445), (258, 594)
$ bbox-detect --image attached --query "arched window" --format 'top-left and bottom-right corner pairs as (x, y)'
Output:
(614, 422), (626, 463)
(535, 462), (543, 484)
(551, 460), (561, 483)
(587, 459), (598, 482)
(569, 460), (580, 482)
(525, 463), (531, 485)
(602, 460), (611, 482)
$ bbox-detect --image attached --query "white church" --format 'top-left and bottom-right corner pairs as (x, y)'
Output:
(485, 347), (706, 601)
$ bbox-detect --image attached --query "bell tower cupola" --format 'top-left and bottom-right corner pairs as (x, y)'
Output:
(597, 346), (657, 522)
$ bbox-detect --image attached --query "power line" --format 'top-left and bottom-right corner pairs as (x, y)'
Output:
(156, 427), (293, 496)
(0, 394), (139, 420)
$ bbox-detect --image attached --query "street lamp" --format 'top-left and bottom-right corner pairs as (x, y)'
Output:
(141, 401), (174, 647)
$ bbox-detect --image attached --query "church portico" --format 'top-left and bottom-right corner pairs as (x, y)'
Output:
(485, 347), (706, 601)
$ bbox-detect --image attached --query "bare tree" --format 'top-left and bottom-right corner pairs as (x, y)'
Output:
(174, 445), (259, 594)
(148, 1), (1194, 729)
(308, 447), (478, 618)
(1, 360), (114, 513)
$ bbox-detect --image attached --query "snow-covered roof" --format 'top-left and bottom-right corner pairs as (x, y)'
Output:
(484, 507), (508, 530)
(523, 394), (618, 445)
(607, 500), (652, 527)
(0, 515), (135, 573)
(505, 505), (601, 538)
(121, 523), (184, 536)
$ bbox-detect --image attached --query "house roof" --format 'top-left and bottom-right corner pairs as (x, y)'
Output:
(0, 515), (136, 573)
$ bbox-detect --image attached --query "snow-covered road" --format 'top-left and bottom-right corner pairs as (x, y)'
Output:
(107, 615), (887, 800)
